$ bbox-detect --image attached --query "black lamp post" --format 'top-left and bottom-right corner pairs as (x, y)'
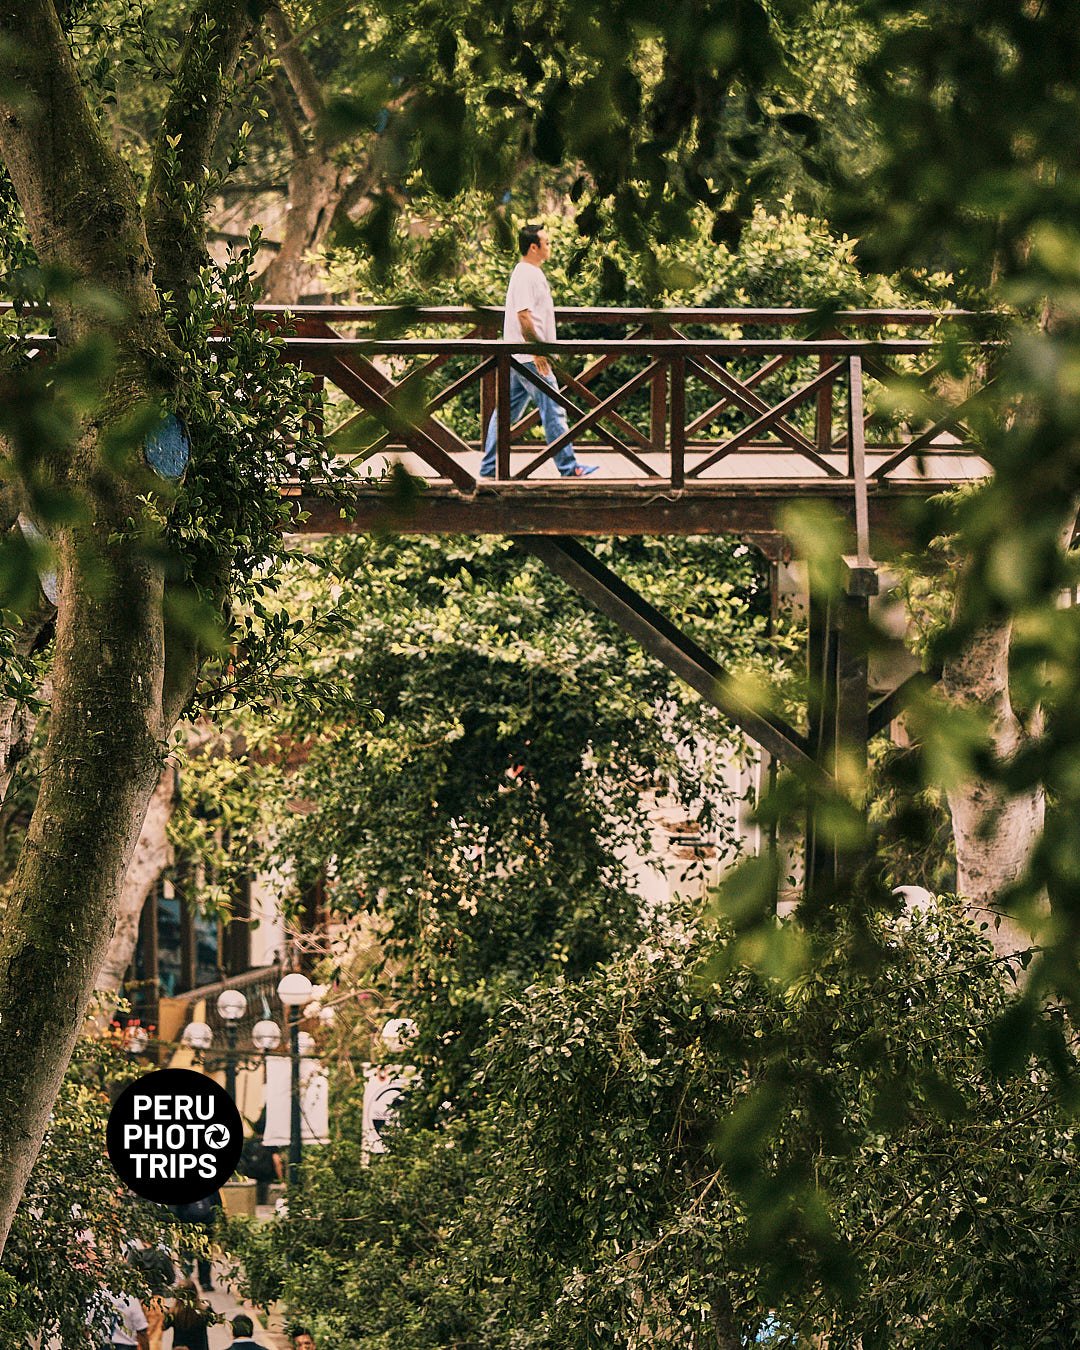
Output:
(276, 972), (313, 1187)
(215, 988), (248, 1101)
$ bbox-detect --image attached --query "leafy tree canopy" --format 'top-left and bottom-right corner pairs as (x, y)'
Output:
(229, 902), (1080, 1349)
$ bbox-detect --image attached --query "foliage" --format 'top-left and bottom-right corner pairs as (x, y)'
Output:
(6, 0), (1080, 1335)
(322, 196), (915, 311)
(185, 532), (787, 1109)
(866, 741), (956, 897)
(0, 1031), (183, 1348)
(805, 0), (1080, 1028)
(291, 0), (877, 274)
(228, 902), (1080, 1349)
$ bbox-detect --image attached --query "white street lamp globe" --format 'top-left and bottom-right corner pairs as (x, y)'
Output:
(216, 988), (248, 1022)
(297, 1030), (316, 1056)
(182, 1022), (213, 1052)
(252, 1019), (282, 1052)
(380, 1017), (418, 1055)
(277, 972), (314, 1007)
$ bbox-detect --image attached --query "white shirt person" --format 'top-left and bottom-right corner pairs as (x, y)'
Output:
(89, 1289), (150, 1349)
(502, 257), (556, 351)
(479, 224), (597, 479)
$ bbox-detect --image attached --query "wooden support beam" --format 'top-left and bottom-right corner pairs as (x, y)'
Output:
(323, 353), (477, 490)
(287, 481), (942, 550)
(803, 560), (878, 907)
(650, 321), (668, 452)
(513, 359), (662, 477)
(872, 378), (995, 478)
(688, 362), (847, 478)
(512, 535), (822, 777)
(867, 666), (940, 738)
(496, 351), (511, 479)
(670, 356), (685, 491)
(848, 357), (871, 566)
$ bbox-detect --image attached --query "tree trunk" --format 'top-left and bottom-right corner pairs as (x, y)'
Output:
(259, 147), (345, 303)
(255, 4), (355, 305)
(95, 766), (176, 999)
(942, 617), (1043, 956)
(0, 523), (168, 1251)
(0, 0), (254, 1257)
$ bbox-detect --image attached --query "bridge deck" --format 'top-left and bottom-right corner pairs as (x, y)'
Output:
(290, 480), (950, 556)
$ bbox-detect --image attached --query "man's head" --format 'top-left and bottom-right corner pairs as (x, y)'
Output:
(230, 1314), (255, 1339)
(518, 223), (550, 263)
(293, 1332), (316, 1350)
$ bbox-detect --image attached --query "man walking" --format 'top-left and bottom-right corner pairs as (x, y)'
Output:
(169, 1188), (221, 1290)
(226, 1313), (271, 1349)
(479, 223), (597, 479)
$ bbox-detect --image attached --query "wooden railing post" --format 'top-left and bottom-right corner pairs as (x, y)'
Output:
(480, 321), (497, 450)
(847, 356), (870, 566)
(815, 352), (834, 455)
(496, 350), (511, 480)
(670, 354), (685, 489)
(650, 321), (667, 452)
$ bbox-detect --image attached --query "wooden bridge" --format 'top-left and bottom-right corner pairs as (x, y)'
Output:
(275, 304), (990, 560)
(8, 303), (996, 901)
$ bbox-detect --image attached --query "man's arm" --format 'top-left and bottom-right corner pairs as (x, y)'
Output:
(137, 1332), (150, 1350)
(517, 309), (551, 376)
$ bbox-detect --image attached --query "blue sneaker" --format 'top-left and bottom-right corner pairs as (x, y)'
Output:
(566, 464), (598, 477)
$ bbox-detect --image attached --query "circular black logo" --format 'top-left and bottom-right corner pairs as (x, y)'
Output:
(106, 1068), (243, 1204)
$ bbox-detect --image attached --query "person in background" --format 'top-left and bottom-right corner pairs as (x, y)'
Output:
(227, 1312), (271, 1349)
(169, 1190), (222, 1290)
(164, 1279), (217, 1350)
(241, 1108), (280, 1205)
(126, 1238), (175, 1350)
(92, 1288), (149, 1350)
(478, 223), (598, 480)
(292, 1330), (317, 1350)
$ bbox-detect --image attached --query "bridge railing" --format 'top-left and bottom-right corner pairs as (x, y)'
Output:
(272, 308), (992, 509)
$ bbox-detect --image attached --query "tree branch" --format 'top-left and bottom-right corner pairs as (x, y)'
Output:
(266, 57), (310, 160)
(95, 766), (176, 1002)
(263, 1), (326, 129)
(144, 0), (262, 302)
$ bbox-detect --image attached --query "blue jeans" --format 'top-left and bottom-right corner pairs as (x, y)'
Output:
(480, 365), (580, 477)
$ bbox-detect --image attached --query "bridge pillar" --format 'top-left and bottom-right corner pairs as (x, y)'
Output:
(804, 557), (878, 909)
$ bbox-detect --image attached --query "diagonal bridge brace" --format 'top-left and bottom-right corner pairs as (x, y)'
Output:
(512, 535), (824, 781)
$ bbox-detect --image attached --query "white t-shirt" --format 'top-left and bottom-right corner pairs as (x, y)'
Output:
(93, 1290), (148, 1346)
(503, 260), (556, 360)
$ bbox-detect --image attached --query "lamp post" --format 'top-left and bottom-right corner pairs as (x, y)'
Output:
(215, 988), (248, 1101)
(276, 972), (313, 1187)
